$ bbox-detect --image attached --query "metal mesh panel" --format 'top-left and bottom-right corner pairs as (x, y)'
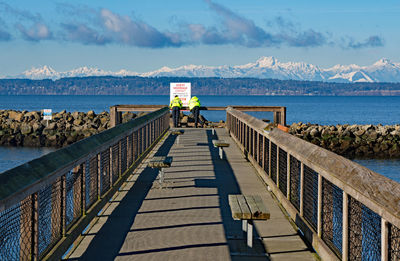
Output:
(258, 133), (263, 167)
(270, 143), (277, 183)
(120, 138), (127, 174)
(0, 199), (31, 260)
(278, 148), (287, 196)
(85, 157), (98, 209)
(133, 131), (138, 161)
(127, 134), (133, 167)
(322, 177), (343, 256)
(38, 179), (62, 257)
(263, 138), (269, 175)
(65, 169), (82, 229)
(389, 223), (400, 260)
(100, 149), (111, 195)
(290, 155), (301, 211)
(111, 143), (119, 184)
(303, 165), (318, 231)
(253, 130), (257, 159)
(348, 196), (381, 260)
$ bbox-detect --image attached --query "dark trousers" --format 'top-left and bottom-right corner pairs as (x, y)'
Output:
(191, 106), (202, 127)
(172, 107), (180, 127)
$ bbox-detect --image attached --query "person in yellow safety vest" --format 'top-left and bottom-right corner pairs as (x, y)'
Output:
(169, 95), (183, 128)
(189, 96), (204, 128)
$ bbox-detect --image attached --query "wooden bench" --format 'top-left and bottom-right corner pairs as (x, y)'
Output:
(212, 140), (230, 160)
(148, 156), (173, 188)
(228, 194), (270, 248)
(169, 129), (184, 144)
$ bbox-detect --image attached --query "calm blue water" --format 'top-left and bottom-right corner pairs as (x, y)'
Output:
(1, 95), (400, 183)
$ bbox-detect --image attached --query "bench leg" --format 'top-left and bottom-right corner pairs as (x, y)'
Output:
(212, 127), (215, 135)
(247, 220), (253, 248)
(242, 220), (247, 233)
(219, 147), (223, 160)
(158, 168), (164, 188)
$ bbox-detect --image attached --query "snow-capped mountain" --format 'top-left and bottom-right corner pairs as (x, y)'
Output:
(8, 57), (400, 83)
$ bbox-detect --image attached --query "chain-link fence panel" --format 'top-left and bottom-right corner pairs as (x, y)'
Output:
(258, 133), (263, 167)
(270, 142), (277, 184)
(38, 179), (62, 258)
(0, 198), (31, 260)
(120, 138), (127, 174)
(85, 157), (98, 209)
(100, 149), (111, 195)
(290, 155), (301, 211)
(348, 196), (381, 260)
(322, 177), (343, 256)
(65, 168), (82, 230)
(389, 223), (400, 260)
(111, 143), (119, 184)
(127, 134), (133, 167)
(263, 138), (269, 175)
(278, 148), (287, 196)
(303, 165), (318, 231)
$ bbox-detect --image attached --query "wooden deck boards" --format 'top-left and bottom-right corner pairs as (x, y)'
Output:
(66, 128), (316, 261)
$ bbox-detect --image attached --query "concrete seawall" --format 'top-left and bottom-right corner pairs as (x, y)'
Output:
(289, 122), (400, 158)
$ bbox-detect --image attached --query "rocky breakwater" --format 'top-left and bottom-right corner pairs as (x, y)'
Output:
(0, 110), (137, 147)
(289, 123), (400, 158)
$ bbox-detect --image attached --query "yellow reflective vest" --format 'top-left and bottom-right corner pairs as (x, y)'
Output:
(170, 97), (182, 108)
(188, 96), (200, 110)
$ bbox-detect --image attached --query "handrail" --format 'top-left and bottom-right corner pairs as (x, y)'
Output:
(0, 107), (169, 211)
(226, 106), (400, 260)
(110, 104), (286, 127)
(0, 107), (170, 260)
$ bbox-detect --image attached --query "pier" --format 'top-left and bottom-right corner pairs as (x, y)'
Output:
(0, 106), (399, 260)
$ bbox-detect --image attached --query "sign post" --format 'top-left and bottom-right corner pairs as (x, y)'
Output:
(43, 109), (52, 127)
(170, 82), (191, 108)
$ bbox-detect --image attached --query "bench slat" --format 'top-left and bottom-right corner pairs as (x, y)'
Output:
(212, 140), (230, 147)
(236, 195), (251, 219)
(148, 156), (173, 168)
(228, 195), (243, 220)
(244, 195), (260, 219)
(252, 195), (270, 220)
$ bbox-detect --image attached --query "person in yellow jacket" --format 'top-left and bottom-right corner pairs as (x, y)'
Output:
(169, 95), (182, 127)
(188, 96), (203, 128)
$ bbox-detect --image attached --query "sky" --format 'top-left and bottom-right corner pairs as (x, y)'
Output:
(0, 0), (399, 76)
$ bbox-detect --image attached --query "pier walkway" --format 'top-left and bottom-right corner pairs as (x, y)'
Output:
(65, 128), (316, 260)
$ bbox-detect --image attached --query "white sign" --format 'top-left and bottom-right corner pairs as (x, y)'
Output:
(170, 82), (191, 107)
(43, 109), (52, 120)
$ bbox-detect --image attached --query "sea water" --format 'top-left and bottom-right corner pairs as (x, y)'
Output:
(1, 95), (400, 182)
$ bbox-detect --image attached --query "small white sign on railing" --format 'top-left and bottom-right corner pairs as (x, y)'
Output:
(43, 109), (52, 120)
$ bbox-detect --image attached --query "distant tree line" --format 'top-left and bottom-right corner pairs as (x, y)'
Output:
(1, 76), (400, 95)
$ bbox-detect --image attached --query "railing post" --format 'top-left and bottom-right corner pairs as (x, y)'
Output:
(300, 162), (304, 217)
(342, 192), (349, 261)
(281, 107), (287, 126)
(110, 106), (119, 128)
(317, 174), (322, 237)
(382, 218), (388, 261)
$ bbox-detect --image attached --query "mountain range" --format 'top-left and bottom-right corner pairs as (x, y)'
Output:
(7, 56), (400, 83)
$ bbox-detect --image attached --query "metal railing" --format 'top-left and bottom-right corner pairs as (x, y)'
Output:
(110, 104), (286, 127)
(0, 107), (170, 260)
(226, 107), (400, 261)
